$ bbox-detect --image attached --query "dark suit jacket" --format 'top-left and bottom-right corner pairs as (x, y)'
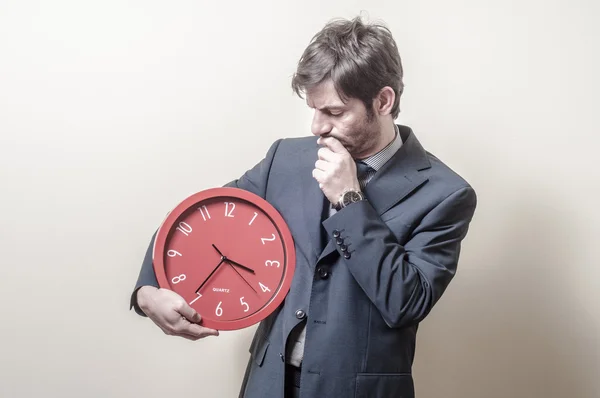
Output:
(131, 125), (477, 398)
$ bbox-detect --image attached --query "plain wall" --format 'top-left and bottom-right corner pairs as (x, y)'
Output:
(1, 0), (598, 397)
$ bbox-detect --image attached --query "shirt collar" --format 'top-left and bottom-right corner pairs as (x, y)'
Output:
(360, 124), (403, 171)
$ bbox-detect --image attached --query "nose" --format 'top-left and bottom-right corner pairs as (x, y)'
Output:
(311, 111), (332, 136)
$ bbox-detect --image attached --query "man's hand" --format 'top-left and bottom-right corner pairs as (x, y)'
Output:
(313, 136), (360, 205)
(137, 286), (219, 341)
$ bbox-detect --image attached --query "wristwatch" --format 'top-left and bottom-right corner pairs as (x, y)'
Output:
(334, 189), (365, 211)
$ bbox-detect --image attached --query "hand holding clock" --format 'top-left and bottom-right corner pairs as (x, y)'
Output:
(151, 187), (296, 331)
(137, 286), (219, 340)
(137, 243), (259, 340)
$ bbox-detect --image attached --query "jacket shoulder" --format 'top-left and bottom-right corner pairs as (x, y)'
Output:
(423, 150), (476, 200)
(276, 136), (317, 151)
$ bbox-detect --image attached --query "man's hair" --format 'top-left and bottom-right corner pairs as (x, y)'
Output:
(291, 16), (404, 119)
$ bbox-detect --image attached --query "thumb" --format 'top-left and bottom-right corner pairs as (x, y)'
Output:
(177, 303), (202, 324)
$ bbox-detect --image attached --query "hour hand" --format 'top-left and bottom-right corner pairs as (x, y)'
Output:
(212, 244), (255, 274)
(212, 244), (225, 258)
(227, 258), (255, 274)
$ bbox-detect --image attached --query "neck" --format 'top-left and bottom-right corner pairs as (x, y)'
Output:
(378, 120), (396, 150)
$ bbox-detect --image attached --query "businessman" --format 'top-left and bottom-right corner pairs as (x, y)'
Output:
(130, 16), (477, 398)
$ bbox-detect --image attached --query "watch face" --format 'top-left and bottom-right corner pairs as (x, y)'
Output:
(153, 187), (295, 331)
(343, 190), (363, 206)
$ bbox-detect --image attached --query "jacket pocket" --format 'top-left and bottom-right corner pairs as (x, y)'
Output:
(355, 373), (414, 398)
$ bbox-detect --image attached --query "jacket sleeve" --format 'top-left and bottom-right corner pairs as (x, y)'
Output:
(322, 185), (477, 328)
(129, 139), (283, 316)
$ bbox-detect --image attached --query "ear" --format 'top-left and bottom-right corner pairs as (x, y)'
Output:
(374, 86), (395, 116)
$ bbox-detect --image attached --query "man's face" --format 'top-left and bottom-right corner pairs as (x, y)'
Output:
(306, 79), (381, 159)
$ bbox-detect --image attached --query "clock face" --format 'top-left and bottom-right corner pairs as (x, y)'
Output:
(153, 187), (295, 331)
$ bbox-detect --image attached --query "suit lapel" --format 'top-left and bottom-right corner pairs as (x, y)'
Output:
(317, 126), (431, 262)
(364, 125), (431, 213)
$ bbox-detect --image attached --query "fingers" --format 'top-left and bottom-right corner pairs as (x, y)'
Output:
(317, 146), (336, 161)
(317, 136), (348, 154)
(185, 322), (219, 338)
(144, 289), (218, 341)
(174, 302), (219, 338)
(177, 301), (202, 324)
(314, 159), (328, 171)
(312, 168), (326, 186)
(158, 314), (219, 340)
(174, 319), (219, 340)
(161, 327), (218, 341)
(313, 136), (359, 204)
(314, 151), (335, 188)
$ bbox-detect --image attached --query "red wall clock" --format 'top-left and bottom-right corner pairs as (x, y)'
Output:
(152, 187), (296, 331)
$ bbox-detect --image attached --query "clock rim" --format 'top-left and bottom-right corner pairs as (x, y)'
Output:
(152, 186), (296, 331)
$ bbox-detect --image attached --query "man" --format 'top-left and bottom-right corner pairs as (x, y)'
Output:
(130, 16), (477, 398)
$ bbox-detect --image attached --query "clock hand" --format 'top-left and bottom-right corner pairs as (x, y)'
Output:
(195, 258), (225, 294)
(226, 258), (255, 274)
(211, 244), (225, 257)
(226, 262), (258, 294)
(212, 244), (255, 274)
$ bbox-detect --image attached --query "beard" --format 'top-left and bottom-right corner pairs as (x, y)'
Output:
(337, 112), (381, 159)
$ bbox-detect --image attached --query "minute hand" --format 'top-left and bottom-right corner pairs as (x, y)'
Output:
(227, 263), (258, 294)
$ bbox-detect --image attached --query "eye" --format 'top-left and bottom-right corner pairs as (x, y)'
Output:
(329, 111), (343, 117)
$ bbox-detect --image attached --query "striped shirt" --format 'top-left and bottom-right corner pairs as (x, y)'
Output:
(286, 124), (403, 367)
(355, 124), (403, 190)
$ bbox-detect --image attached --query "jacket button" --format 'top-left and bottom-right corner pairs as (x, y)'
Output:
(280, 353), (284, 362)
(295, 309), (306, 319)
(317, 267), (329, 279)
(332, 230), (340, 238)
(344, 252), (351, 259)
(336, 237), (344, 245)
(340, 244), (347, 252)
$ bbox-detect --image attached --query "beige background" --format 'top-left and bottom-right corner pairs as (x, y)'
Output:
(1, 0), (598, 397)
